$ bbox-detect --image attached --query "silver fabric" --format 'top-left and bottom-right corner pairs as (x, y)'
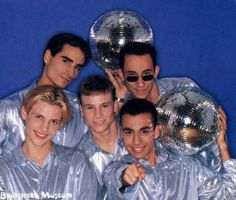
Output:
(103, 142), (236, 200)
(0, 82), (88, 154)
(78, 128), (127, 199)
(0, 143), (98, 200)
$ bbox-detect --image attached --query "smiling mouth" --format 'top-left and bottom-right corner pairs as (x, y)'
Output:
(34, 131), (48, 139)
(132, 146), (145, 153)
(61, 75), (71, 82)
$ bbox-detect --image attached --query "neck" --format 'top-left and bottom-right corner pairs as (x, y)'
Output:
(149, 149), (158, 166)
(22, 140), (52, 166)
(91, 121), (118, 154)
(147, 81), (159, 105)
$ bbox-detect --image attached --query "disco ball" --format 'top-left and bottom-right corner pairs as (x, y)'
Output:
(156, 87), (220, 155)
(89, 10), (153, 71)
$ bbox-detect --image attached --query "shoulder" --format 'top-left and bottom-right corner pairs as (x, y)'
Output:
(63, 89), (80, 110)
(158, 77), (199, 88)
(0, 83), (34, 105)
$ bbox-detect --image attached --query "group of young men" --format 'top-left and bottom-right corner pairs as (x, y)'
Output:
(0, 32), (235, 199)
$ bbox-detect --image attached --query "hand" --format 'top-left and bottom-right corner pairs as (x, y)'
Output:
(106, 69), (128, 100)
(216, 107), (230, 161)
(122, 163), (146, 185)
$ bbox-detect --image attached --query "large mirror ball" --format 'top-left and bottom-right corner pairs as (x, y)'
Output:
(156, 87), (220, 155)
(89, 10), (153, 71)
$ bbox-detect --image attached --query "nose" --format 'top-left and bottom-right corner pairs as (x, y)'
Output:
(133, 132), (141, 145)
(136, 76), (145, 87)
(66, 65), (75, 78)
(41, 120), (50, 132)
(94, 107), (102, 119)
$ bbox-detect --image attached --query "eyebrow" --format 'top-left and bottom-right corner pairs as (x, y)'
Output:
(61, 56), (73, 62)
(140, 126), (153, 131)
(61, 56), (84, 68)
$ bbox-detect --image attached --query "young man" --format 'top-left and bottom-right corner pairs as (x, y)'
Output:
(0, 85), (98, 200)
(107, 42), (228, 170)
(103, 98), (236, 199)
(77, 75), (127, 199)
(0, 33), (90, 154)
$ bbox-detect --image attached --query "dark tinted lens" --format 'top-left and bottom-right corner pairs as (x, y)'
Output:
(142, 74), (154, 81)
(126, 76), (139, 82)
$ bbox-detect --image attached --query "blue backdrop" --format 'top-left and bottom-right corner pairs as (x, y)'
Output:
(0, 0), (235, 157)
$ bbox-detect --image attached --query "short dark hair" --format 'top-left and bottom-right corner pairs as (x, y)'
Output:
(45, 32), (91, 66)
(119, 98), (157, 127)
(119, 42), (157, 70)
(78, 75), (116, 104)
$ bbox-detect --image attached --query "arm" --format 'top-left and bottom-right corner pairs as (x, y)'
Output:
(197, 158), (236, 199)
(216, 107), (230, 161)
(103, 159), (135, 200)
(106, 69), (128, 111)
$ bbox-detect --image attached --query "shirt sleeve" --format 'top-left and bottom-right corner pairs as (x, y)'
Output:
(198, 159), (236, 199)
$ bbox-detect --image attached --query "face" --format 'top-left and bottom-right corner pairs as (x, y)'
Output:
(80, 93), (118, 136)
(121, 113), (159, 166)
(41, 44), (86, 88)
(123, 54), (159, 99)
(21, 101), (63, 149)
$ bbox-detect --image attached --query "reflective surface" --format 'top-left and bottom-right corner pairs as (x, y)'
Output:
(89, 10), (153, 70)
(156, 87), (220, 155)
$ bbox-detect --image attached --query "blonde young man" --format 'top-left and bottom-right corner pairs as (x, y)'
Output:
(0, 85), (98, 200)
(0, 33), (90, 154)
(77, 75), (127, 199)
(103, 99), (236, 200)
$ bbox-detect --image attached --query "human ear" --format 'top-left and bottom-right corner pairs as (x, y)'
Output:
(79, 104), (84, 117)
(154, 65), (160, 79)
(154, 125), (160, 139)
(43, 49), (53, 65)
(21, 106), (28, 120)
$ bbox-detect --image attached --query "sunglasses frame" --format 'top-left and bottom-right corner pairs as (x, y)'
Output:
(126, 74), (154, 82)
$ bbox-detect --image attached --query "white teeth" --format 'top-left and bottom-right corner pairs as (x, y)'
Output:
(133, 147), (143, 152)
(35, 131), (47, 138)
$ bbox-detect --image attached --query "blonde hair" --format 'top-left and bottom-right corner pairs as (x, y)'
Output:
(22, 85), (71, 124)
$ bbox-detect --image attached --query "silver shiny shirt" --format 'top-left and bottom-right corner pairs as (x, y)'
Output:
(0, 82), (88, 154)
(103, 142), (236, 200)
(0, 143), (98, 200)
(78, 129), (127, 199)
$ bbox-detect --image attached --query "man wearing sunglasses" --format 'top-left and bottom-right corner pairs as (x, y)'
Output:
(107, 41), (229, 171)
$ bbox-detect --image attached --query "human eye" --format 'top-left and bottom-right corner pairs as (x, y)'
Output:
(102, 103), (110, 108)
(52, 120), (61, 126)
(85, 105), (93, 110)
(123, 129), (133, 135)
(34, 114), (43, 119)
(143, 71), (152, 76)
(140, 128), (151, 135)
(62, 58), (69, 64)
(75, 65), (82, 71)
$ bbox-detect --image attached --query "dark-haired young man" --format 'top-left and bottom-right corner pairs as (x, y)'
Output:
(0, 33), (90, 154)
(107, 42), (229, 170)
(103, 98), (236, 200)
(77, 75), (127, 199)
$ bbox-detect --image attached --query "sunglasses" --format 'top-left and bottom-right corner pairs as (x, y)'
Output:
(126, 74), (154, 82)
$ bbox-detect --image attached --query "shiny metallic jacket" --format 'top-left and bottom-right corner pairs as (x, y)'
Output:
(0, 143), (99, 200)
(0, 82), (88, 154)
(78, 129), (127, 199)
(103, 142), (236, 200)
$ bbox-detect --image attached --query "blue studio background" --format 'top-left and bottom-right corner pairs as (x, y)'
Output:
(0, 0), (235, 157)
